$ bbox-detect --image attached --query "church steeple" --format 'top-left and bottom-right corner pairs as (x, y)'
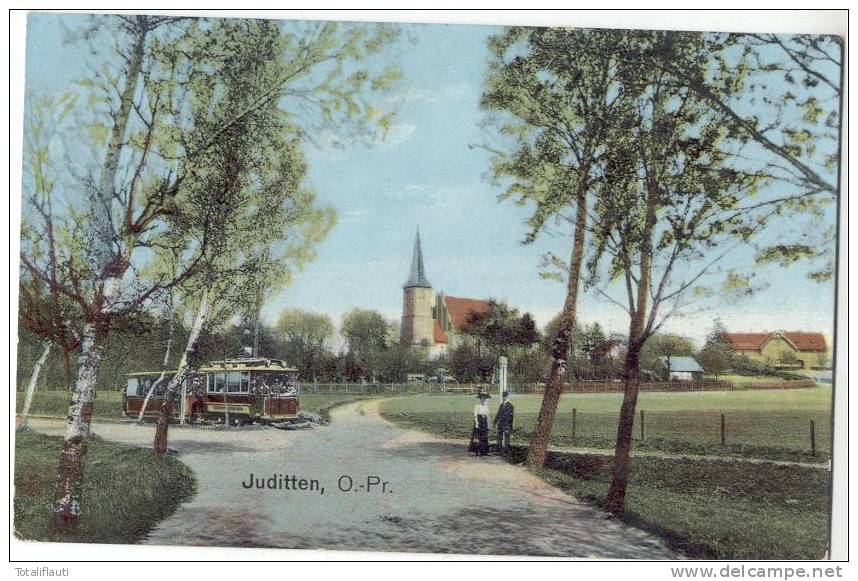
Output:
(404, 228), (431, 289)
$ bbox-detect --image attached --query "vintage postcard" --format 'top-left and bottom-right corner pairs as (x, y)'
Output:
(12, 10), (846, 563)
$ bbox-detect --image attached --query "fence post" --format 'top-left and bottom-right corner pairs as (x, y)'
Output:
(720, 413), (726, 447)
(810, 420), (817, 456)
(572, 408), (577, 443)
(640, 409), (646, 441)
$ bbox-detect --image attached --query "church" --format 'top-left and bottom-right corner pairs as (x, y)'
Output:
(400, 230), (491, 358)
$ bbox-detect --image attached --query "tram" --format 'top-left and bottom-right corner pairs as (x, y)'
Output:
(123, 356), (300, 425)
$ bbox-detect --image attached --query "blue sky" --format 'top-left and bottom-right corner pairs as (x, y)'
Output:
(23, 14), (839, 346)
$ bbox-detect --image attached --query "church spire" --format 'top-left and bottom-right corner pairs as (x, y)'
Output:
(404, 228), (431, 288)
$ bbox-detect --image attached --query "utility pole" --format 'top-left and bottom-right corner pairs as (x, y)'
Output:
(254, 318), (260, 357)
(499, 356), (508, 397)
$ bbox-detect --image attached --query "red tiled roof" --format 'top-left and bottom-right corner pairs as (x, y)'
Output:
(722, 332), (827, 353)
(721, 333), (771, 351)
(782, 332), (827, 352)
(433, 320), (448, 344)
(444, 296), (491, 331)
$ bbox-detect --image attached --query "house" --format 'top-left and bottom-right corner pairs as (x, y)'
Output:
(590, 339), (622, 364)
(660, 356), (704, 381)
(721, 331), (829, 369)
(400, 230), (491, 357)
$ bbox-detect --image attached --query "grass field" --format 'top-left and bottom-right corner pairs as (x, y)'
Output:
(380, 390), (833, 559)
(379, 388), (833, 463)
(704, 374), (787, 385)
(15, 390), (125, 419)
(15, 390), (374, 421)
(525, 449), (831, 560)
(298, 394), (374, 420)
(13, 430), (195, 543)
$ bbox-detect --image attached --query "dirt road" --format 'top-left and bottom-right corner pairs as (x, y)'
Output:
(29, 400), (676, 558)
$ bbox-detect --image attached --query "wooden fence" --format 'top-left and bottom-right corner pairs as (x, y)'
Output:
(732, 379), (817, 390)
(518, 378), (817, 394)
(295, 378), (817, 396)
(519, 380), (735, 394)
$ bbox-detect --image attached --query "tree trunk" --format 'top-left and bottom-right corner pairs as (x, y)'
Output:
(20, 340), (52, 429)
(154, 289), (210, 454)
(50, 18), (149, 537)
(137, 310), (175, 422)
(605, 160), (659, 514)
(605, 342), (642, 513)
(51, 322), (106, 534)
(179, 374), (188, 426)
(526, 178), (589, 468)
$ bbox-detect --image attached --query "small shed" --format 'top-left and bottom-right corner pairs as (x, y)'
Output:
(660, 356), (704, 381)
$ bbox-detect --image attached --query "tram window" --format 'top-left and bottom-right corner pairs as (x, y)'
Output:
(240, 372), (250, 393)
(211, 373), (226, 393)
(227, 371), (242, 393)
(126, 378), (139, 397)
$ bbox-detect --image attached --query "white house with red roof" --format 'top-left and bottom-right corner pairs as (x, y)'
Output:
(400, 230), (490, 357)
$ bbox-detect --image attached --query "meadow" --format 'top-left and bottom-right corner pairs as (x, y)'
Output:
(15, 390), (372, 421)
(380, 388), (834, 559)
(13, 431), (195, 543)
(379, 388), (833, 463)
(527, 450), (830, 560)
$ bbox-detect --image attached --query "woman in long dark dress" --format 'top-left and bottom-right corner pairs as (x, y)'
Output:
(472, 392), (491, 456)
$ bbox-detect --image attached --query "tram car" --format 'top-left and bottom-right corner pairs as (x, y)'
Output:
(123, 356), (300, 425)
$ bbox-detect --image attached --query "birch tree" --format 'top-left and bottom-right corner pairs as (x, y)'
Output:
(18, 95), (83, 427)
(21, 14), (399, 533)
(135, 290), (177, 421)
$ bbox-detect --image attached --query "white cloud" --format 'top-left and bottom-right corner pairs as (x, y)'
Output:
(377, 121), (416, 149)
(397, 82), (471, 105)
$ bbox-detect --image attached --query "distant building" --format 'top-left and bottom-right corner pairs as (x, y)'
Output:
(400, 230), (491, 358)
(590, 339), (622, 364)
(660, 356), (704, 382)
(721, 331), (828, 369)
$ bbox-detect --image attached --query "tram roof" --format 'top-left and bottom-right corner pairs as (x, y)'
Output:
(125, 358), (297, 377)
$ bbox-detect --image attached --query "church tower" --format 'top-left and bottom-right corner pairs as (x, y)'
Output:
(400, 229), (435, 346)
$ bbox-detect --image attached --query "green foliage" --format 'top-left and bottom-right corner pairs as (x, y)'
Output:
(699, 318), (734, 378)
(340, 308), (390, 381)
(449, 343), (494, 383)
(273, 309), (335, 380)
(146, 19), (341, 325)
(778, 349), (801, 366)
(581, 322), (608, 356)
(19, 14), (402, 374)
(481, 28), (629, 245)
(640, 334), (696, 376)
(730, 355), (808, 380)
(511, 349), (552, 384)
(460, 300), (540, 359)
(645, 32), (841, 280)
(376, 342), (428, 383)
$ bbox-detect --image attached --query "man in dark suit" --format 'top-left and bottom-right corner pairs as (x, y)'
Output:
(493, 391), (514, 455)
